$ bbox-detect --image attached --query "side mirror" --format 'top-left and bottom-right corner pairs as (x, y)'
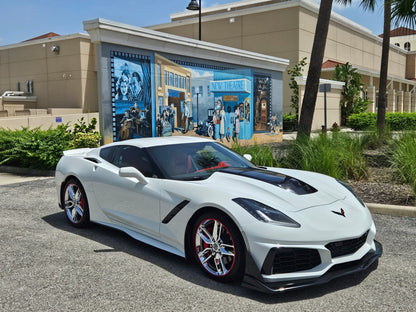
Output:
(119, 167), (148, 185)
(243, 154), (253, 162)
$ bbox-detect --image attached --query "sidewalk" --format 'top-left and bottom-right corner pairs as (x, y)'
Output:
(0, 166), (54, 186)
(0, 172), (52, 186)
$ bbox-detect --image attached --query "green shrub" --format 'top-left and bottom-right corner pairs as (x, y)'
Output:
(348, 112), (416, 131)
(232, 143), (280, 167)
(0, 125), (72, 170)
(283, 114), (298, 131)
(69, 132), (101, 149)
(390, 132), (416, 194)
(284, 133), (368, 180)
(347, 113), (377, 130)
(0, 117), (101, 170)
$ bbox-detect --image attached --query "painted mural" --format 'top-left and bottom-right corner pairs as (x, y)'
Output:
(111, 51), (280, 143)
(111, 52), (152, 141)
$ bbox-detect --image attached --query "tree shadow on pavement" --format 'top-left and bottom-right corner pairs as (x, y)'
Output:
(42, 211), (377, 304)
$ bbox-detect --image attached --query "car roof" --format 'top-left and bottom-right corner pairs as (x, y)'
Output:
(102, 136), (214, 149)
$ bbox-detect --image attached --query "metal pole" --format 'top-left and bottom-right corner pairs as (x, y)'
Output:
(198, 1), (201, 40)
(197, 93), (199, 122)
(324, 90), (327, 132)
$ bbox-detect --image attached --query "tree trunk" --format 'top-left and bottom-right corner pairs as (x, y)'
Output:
(377, 0), (391, 136)
(297, 0), (333, 138)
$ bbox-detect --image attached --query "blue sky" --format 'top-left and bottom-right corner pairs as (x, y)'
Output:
(0, 0), (386, 46)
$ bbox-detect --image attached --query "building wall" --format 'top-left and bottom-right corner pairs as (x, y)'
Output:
(150, 0), (411, 115)
(0, 35), (97, 113)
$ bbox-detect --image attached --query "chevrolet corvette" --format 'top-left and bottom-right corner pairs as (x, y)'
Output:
(55, 136), (382, 292)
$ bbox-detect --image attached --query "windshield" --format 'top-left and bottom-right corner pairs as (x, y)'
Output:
(147, 142), (254, 180)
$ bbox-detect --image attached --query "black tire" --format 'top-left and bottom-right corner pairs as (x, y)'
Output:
(191, 210), (245, 282)
(62, 178), (90, 228)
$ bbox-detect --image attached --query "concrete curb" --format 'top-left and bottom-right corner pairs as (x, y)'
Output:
(0, 165), (55, 177)
(367, 203), (416, 218)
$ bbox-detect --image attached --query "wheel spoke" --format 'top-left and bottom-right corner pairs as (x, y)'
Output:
(201, 254), (213, 265)
(71, 207), (77, 220)
(64, 200), (74, 209)
(75, 189), (81, 202)
(75, 205), (84, 217)
(220, 246), (234, 257)
(212, 220), (222, 241)
(199, 226), (214, 244)
(67, 185), (76, 200)
(214, 255), (222, 274)
(219, 256), (227, 274)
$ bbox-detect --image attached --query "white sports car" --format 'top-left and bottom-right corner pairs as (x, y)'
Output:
(55, 136), (382, 292)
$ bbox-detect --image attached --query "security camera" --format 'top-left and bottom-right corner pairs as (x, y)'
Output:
(51, 45), (60, 54)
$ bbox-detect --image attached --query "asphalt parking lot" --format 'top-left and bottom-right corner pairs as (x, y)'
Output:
(1, 178), (415, 312)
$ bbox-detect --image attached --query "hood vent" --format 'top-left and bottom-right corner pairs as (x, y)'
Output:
(219, 168), (317, 195)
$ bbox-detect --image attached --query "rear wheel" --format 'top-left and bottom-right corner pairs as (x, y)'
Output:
(191, 211), (245, 282)
(62, 179), (90, 228)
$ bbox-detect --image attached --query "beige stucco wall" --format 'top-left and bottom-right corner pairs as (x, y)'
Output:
(297, 78), (343, 130)
(150, 0), (411, 115)
(0, 112), (99, 131)
(0, 35), (97, 114)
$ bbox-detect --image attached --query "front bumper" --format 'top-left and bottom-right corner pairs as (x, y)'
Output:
(242, 240), (382, 293)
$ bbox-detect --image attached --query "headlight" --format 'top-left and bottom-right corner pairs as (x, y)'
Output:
(232, 198), (300, 228)
(337, 180), (366, 208)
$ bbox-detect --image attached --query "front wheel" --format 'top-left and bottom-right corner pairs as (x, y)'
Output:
(191, 211), (245, 282)
(62, 179), (90, 228)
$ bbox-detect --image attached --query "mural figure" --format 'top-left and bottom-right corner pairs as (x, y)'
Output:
(219, 104), (226, 142)
(234, 105), (241, 141)
(120, 110), (134, 140)
(115, 70), (130, 101)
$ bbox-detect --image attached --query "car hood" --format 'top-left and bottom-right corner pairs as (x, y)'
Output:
(206, 167), (347, 212)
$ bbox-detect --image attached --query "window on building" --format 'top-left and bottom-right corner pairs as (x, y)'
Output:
(157, 64), (161, 87)
(187, 77), (190, 93)
(207, 85), (210, 95)
(199, 85), (203, 96)
(405, 42), (411, 51)
(175, 74), (178, 87)
(192, 86), (195, 96)
(165, 71), (168, 86)
(170, 73), (174, 86)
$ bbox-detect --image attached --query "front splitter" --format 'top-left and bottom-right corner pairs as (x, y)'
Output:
(242, 240), (383, 293)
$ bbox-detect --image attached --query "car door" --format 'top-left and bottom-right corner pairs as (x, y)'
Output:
(91, 145), (161, 237)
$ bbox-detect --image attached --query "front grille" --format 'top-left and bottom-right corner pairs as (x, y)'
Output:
(325, 230), (369, 258)
(262, 248), (321, 275)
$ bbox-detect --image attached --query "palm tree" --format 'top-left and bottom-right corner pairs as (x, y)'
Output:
(297, 0), (336, 138)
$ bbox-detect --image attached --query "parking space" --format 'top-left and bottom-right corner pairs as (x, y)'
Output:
(0, 178), (415, 311)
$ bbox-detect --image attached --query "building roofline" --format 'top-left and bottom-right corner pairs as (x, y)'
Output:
(83, 18), (289, 72)
(322, 66), (416, 86)
(148, 0), (406, 56)
(0, 33), (90, 50)
(150, 0), (372, 35)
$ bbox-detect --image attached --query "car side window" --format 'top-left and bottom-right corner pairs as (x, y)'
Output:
(99, 146), (116, 163)
(112, 146), (157, 178)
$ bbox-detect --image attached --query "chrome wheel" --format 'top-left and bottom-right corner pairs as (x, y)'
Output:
(195, 218), (236, 277)
(63, 179), (89, 227)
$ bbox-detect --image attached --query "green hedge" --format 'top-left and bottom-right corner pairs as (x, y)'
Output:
(348, 112), (416, 130)
(283, 114), (298, 131)
(0, 118), (101, 170)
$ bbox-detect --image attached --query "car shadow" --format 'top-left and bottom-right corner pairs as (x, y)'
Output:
(42, 211), (377, 303)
